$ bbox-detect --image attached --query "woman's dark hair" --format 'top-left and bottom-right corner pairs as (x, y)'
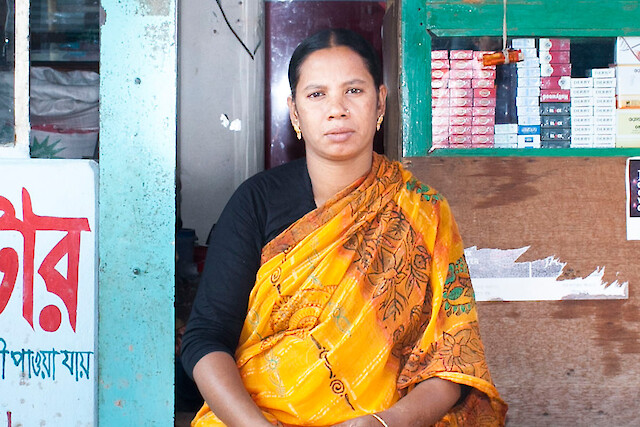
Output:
(288, 28), (382, 99)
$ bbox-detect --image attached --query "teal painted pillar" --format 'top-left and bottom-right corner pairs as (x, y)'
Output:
(98, 1), (176, 425)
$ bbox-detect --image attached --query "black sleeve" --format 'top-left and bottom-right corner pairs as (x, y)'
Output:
(180, 179), (264, 379)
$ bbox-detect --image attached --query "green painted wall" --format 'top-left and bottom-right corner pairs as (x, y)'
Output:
(98, 0), (177, 425)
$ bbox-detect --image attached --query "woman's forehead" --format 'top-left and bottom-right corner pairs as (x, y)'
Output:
(297, 46), (374, 85)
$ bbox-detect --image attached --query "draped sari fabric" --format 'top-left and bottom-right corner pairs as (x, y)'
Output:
(193, 153), (507, 426)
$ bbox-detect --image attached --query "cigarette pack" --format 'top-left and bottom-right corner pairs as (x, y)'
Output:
(516, 96), (540, 107)
(473, 69), (496, 79)
(494, 134), (518, 145)
(594, 105), (616, 116)
(595, 125), (616, 135)
(472, 115), (495, 126)
(511, 38), (536, 49)
(588, 68), (616, 78)
(449, 135), (473, 145)
(449, 107), (473, 116)
(518, 115), (542, 125)
(432, 107), (450, 117)
(518, 125), (541, 135)
(517, 134), (541, 148)
(594, 115), (616, 126)
(431, 50), (449, 60)
(594, 97), (616, 109)
(518, 106), (541, 116)
(615, 37), (640, 65)
(517, 57), (541, 68)
(541, 128), (571, 140)
(570, 78), (593, 89)
(432, 116), (450, 126)
(541, 90), (570, 103)
(541, 140), (571, 148)
(431, 59), (450, 70)
(572, 115), (594, 126)
(471, 135), (494, 145)
(432, 133), (449, 144)
(431, 79), (447, 89)
(539, 38), (571, 51)
(570, 106), (594, 117)
(571, 135), (594, 147)
(541, 63), (572, 77)
(449, 115), (473, 126)
(571, 97), (594, 107)
(472, 79), (495, 89)
(473, 97), (497, 107)
(517, 67), (541, 78)
(450, 69), (474, 79)
(521, 48), (538, 59)
(494, 124), (519, 134)
(450, 50), (475, 60)
(431, 69), (450, 80)
(541, 76), (571, 90)
(449, 116), (473, 126)
(450, 88), (473, 98)
(570, 88), (594, 99)
(472, 106), (496, 116)
(432, 97), (450, 108)
(541, 103), (572, 115)
(517, 77), (542, 87)
(617, 110), (640, 137)
(593, 135), (616, 148)
(541, 115), (571, 127)
(593, 77), (616, 88)
(450, 60), (475, 70)
(539, 50), (571, 64)
(474, 88), (497, 98)
(593, 87), (616, 98)
(449, 125), (472, 135)
(432, 125), (449, 136)
(448, 79), (472, 89)
(571, 124), (594, 135)
(472, 125), (494, 135)
(432, 89), (449, 98)
(517, 87), (541, 97)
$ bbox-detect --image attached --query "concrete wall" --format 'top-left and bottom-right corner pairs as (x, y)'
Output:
(178, 0), (264, 243)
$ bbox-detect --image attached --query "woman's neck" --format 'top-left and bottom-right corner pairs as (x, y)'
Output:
(306, 153), (373, 207)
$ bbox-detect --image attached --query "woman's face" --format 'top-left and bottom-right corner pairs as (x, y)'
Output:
(288, 46), (387, 164)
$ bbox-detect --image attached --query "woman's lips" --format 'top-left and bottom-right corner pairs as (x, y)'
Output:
(325, 128), (355, 142)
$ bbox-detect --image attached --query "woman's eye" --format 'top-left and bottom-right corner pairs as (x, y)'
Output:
(347, 88), (362, 94)
(308, 92), (323, 98)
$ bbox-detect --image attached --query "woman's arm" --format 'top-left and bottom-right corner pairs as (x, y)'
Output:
(193, 351), (274, 427)
(333, 377), (461, 427)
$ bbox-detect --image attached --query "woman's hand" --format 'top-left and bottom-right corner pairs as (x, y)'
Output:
(332, 414), (387, 427)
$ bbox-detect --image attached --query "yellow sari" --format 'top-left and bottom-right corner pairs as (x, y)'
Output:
(193, 153), (507, 426)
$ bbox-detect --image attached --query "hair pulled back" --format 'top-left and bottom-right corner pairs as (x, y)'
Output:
(288, 28), (382, 99)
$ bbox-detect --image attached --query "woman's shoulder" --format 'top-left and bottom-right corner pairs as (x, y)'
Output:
(239, 156), (309, 196)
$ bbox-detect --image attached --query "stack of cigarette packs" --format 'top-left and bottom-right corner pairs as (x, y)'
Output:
(615, 37), (640, 147)
(570, 69), (617, 148)
(539, 38), (572, 148)
(431, 50), (497, 148)
(513, 38), (542, 148)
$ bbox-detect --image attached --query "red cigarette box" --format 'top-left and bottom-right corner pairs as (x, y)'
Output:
(431, 97), (449, 108)
(431, 50), (449, 60)
(432, 88), (450, 98)
(472, 79), (496, 89)
(472, 135), (495, 145)
(432, 107), (450, 117)
(540, 89), (571, 102)
(472, 107), (496, 116)
(432, 116), (450, 127)
(541, 63), (572, 77)
(449, 135), (473, 145)
(540, 76), (571, 90)
(449, 125), (472, 135)
(539, 50), (571, 64)
(474, 88), (497, 98)
(448, 79), (472, 89)
(450, 50), (475, 60)
(473, 97), (497, 107)
(539, 38), (570, 51)
(431, 59), (450, 70)
(449, 97), (474, 107)
(450, 69), (474, 79)
(472, 115), (496, 126)
(449, 116), (473, 126)
(432, 125), (449, 136)
(431, 69), (450, 79)
(449, 107), (473, 116)
(431, 79), (447, 89)
(472, 69), (497, 79)
(450, 59), (475, 70)
(449, 88), (473, 98)
(472, 125), (494, 135)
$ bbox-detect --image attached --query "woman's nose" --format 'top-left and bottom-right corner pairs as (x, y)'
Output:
(327, 96), (349, 119)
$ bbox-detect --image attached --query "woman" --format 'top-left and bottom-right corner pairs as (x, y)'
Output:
(181, 28), (507, 426)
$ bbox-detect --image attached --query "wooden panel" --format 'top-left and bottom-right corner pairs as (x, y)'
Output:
(405, 156), (640, 425)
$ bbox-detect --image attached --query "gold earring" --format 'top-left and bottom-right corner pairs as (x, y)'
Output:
(293, 123), (302, 140)
(376, 115), (384, 131)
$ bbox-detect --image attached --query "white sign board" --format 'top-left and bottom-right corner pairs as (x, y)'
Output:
(0, 159), (97, 426)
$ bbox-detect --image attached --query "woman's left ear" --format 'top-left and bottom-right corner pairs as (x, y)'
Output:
(377, 85), (388, 116)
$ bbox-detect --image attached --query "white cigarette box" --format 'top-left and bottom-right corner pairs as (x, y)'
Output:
(518, 67), (541, 78)
(589, 68), (616, 78)
(594, 105), (616, 116)
(517, 115), (542, 125)
(571, 78), (593, 88)
(593, 134), (616, 147)
(517, 77), (541, 87)
(517, 134), (541, 148)
(571, 106), (594, 117)
(494, 123), (519, 134)
(570, 87), (594, 98)
(571, 135), (594, 147)
(594, 97), (617, 109)
(571, 124), (594, 135)
(593, 77), (617, 88)
(595, 115), (616, 126)
(594, 87), (616, 98)
(494, 134), (519, 145)
(516, 96), (540, 107)
(572, 115), (595, 126)
(571, 97), (594, 107)
(517, 106), (540, 116)
(512, 38), (536, 49)
(517, 87), (541, 97)
(595, 125), (616, 135)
